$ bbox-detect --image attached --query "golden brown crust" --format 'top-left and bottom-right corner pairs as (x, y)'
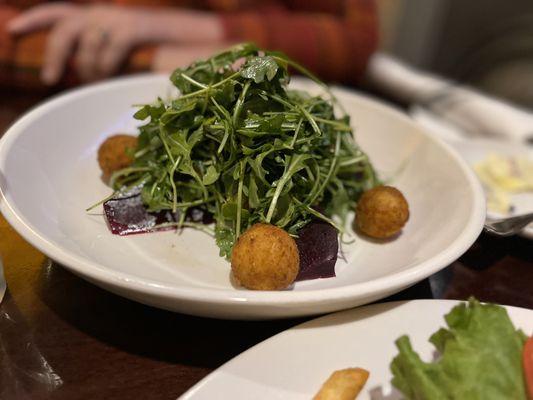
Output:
(231, 223), (300, 290)
(97, 134), (138, 183)
(313, 368), (370, 400)
(355, 185), (409, 239)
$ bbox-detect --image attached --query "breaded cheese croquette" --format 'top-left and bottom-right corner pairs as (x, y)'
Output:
(97, 134), (137, 183)
(231, 223), (300, 290)
(355, 185), (409, 239)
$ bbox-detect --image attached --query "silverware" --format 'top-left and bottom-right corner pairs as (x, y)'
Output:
(484, 212), (533, 236)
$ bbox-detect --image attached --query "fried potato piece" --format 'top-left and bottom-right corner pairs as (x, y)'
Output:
(97, 134), (138, 183)
(355, 185), (409, 239)
(313, 368), (369, 400)
(231, 223), (300, 290)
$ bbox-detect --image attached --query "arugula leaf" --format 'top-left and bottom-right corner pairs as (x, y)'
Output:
(248, 174), (260, 209)
(202, 165), (220, 185)
(391, 298), (528, 400)
(215, 223), (234, 259)
(241, 56), (279, 83)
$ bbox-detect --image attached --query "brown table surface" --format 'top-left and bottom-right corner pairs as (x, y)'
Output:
(1, 89), (532, 400)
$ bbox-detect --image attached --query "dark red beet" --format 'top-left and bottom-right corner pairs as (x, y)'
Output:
(103, 193), (177, 235)
(295, 221), (338, 281)
(187, 207), (214, 225)
(103, 192), (214, 235)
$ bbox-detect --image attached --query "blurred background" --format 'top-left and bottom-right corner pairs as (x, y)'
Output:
(379, 0), (533, 109)
(3, 0), (533, 111)
(3, 0), (533, 147)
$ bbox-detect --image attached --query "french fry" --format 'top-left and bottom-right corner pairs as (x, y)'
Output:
(313, 368), (370, 400)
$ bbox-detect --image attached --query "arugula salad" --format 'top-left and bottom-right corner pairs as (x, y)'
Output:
(93, 44), (413, 290)
(104, 43), (377, 258)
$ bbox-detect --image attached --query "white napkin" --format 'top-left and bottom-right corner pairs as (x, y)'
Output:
(366, 53), (533, 144)
(0, 257), (5, 304)
(409, 106), (468, 143)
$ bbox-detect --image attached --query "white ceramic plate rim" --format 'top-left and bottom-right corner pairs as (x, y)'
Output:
(0, 74), (486, 305)
(446, 137), (533, 240)
(180, 299), (532, 398)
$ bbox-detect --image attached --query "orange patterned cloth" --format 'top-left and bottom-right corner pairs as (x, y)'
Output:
(1, 0), (378, 89)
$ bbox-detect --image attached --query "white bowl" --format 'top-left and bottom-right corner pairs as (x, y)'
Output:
(0, 75), (485, 319)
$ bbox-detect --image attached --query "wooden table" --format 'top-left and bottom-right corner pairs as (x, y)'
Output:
(1, 89), (532, 399)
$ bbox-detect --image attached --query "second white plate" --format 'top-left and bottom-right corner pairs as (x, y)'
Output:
(448, 138), (533, 239)
(180, 300), (533, 399)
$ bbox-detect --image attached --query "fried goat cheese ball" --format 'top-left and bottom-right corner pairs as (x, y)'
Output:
(231, 223), (300, 290)
(355, 185), (409, 239)
(97, 134), (138, 183)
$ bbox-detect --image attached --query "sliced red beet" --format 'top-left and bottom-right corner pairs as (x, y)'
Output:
(103, 192), (214, 235)
(187, 207), (215, 225)
(103, 193), (177, 235)
(295, 221), (338, 281)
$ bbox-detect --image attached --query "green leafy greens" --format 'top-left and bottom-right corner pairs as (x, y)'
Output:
(391, 298), (528, 400)
(107, 43), (377, 258)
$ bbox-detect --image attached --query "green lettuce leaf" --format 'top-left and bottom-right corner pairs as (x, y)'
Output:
(391, 298), (528, 400)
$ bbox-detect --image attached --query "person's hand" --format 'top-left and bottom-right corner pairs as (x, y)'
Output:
(8, 3), (151, 84)
(7, 3), (223, 84)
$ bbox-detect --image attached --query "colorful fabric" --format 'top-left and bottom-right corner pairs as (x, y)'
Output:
(1, 0), (378, 89)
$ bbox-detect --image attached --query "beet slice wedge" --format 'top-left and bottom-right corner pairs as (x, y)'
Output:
(295, 221), (338, 281)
